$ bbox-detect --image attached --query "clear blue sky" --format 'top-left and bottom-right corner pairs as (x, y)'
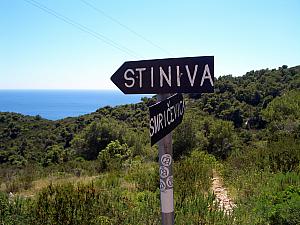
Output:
(1, 0), (299, 89)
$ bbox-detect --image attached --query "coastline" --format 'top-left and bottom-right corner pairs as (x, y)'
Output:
(0, 89), (153, 120)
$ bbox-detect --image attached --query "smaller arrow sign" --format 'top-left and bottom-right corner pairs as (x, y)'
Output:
(149, 93), (185, 146)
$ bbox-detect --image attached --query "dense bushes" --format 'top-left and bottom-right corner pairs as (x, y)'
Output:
(0, 99), (150, 167)
(173, 115), (197, 159)
(71, 118), (126, 160)
(0, 150), (234, 224)
(0, 192), (33, 225)
(98, 140), (131, 171)
(229, 172), (300, 225)
(227, 137), (300, 174)
(257, 185), (300, 225)
(71, 117), (149, 162)
(262, 90), (300, 139)
(0, 66), (299, 167)
(173, 115), (238, 160)
(34, 183), (129, 225)
(224, 137), (300, 224)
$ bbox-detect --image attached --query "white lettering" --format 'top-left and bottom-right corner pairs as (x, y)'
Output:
(200, 64), (214, 86)
(180, 100), (185, 115)
(173, 103), (178, 119)
(124, 69), (135, 88)
(135, 67), (146, 88)
(150, 96), (185, 141)
(176, 66), (182, 87)
(151, 67), (154, 87)
(166, 102), (171, 125)
(159, 113), (164, 130)
(154, 115), (160, 134)
(186, 64), (198, 87)
(170, 106), (174, 123)
(160, 66), (172, 87)
(150, 118), (155, 136)
(164, 110), (167, 127)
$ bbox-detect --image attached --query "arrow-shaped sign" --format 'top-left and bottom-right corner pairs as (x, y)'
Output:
(149, 93), (185, 145)
(111, 56), (214, 94)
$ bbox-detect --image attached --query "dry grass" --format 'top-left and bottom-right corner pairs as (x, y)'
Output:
(17, 174), (100, 198)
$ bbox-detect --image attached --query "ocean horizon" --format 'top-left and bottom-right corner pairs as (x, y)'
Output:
(0, 89), (152, 120)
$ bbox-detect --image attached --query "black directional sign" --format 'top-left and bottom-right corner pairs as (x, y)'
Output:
(149, 93), (185, 146)
(111, 56), (214, 94)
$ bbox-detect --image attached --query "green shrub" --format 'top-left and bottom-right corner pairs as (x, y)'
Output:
(175, 150), (217, 195)
(173, 115), (197, 159)
(125, 161), (158, 192)
(252, 185), (300, 225)
(0, 192), (33, 225)
(175, 193), (234, 225)
(227, 137), (300, 174)
(268, 138), (300, 173)
(227, 170), (300, 224)
(207, 120), (237, 159)
(32, 182), (160, 225)
(71, 118), (126, 160)
(34, 183), (121, 225)
(98, 140), (131, 171)
(269, 186), (300, 225)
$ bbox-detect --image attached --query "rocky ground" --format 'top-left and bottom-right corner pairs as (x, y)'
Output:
(211, 169), (236, 214)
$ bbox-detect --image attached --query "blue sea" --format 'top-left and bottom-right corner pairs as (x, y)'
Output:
(0, 90), (152, 120)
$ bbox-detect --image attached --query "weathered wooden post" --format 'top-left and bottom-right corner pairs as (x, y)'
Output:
(157, 94), (174, 225)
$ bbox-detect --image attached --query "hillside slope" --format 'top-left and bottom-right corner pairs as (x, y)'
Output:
(0, 65), (299, 166)
(0, 65), (299, 224)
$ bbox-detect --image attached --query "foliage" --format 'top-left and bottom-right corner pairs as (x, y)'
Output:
(262, 90), (300, 138)
(256, 185), (300, 225)
(71, 118), (125, 160)
(0, 151), (233, 224)
(262, 90), (300, 122)
(192, 66), (300, 129)
(98, 140), (131, 171)
(206, 120), (237, 159)
(173, 113), (238, 160)
(267, 138), (300, 173)
(224, 137), (300, 224)
(42, 145), (74, 166)
(0, 192), (33, 225)
(173, 114), (197, 159)
(125, 161), (158, 192)
(175, 150), (217, 195)
(230, 172), (300, 225)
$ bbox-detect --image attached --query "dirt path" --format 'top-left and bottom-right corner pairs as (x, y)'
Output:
(211, 169), (236, 214)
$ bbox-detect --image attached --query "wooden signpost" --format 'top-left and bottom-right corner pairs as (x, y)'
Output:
(111, 56), (214, 225)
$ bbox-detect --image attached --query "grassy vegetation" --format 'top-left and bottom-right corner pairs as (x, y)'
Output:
(0, 65), (300, 224)
(0, 151), (235, 224)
